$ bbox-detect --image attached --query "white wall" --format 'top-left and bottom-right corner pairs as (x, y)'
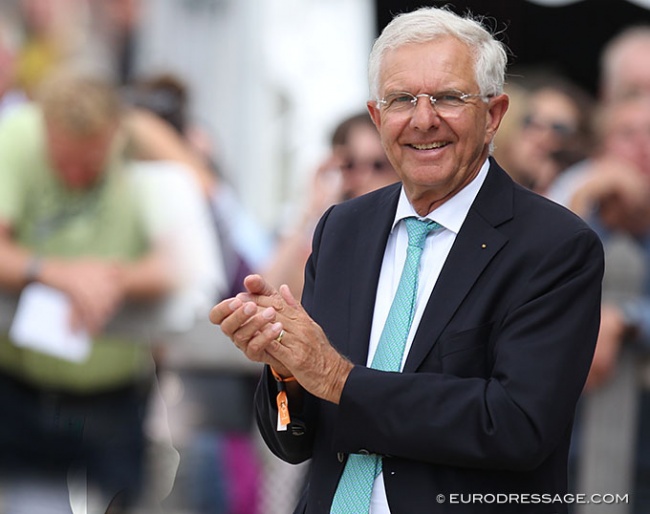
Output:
(135, 0), (375, 230)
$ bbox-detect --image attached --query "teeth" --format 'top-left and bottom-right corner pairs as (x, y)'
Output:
(412, 142), (447, 150)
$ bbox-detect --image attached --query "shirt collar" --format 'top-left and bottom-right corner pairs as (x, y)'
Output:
(393, 158), (490, 235)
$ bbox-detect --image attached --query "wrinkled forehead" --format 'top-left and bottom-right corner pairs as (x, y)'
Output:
(379, 37), (477, 91)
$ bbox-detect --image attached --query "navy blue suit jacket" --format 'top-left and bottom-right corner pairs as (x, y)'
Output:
(256, 159), (604, 513)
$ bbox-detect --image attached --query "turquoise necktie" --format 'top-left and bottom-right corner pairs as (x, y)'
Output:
(330, 217), (440, 514)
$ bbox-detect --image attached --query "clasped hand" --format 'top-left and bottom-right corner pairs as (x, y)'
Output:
(209, 274), (352, 404)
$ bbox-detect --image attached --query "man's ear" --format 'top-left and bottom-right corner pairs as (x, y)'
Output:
(367, 100), (382, 130)
(485, 93), (509, 142)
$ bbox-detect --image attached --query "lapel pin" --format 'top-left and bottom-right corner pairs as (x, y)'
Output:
(481, 244), (487, 249)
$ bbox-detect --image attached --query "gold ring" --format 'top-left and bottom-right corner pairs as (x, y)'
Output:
(275, 329), (285, 343)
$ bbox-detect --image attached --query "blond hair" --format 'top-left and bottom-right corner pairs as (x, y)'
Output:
(35, 70), (122, 136)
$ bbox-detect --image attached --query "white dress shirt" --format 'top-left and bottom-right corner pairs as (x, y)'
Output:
(367, 159), (490, 514)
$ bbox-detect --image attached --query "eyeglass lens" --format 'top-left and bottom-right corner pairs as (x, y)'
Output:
(341, 159), (391, 173)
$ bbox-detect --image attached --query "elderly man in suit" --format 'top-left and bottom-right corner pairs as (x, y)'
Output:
(211, 6), (604, 514)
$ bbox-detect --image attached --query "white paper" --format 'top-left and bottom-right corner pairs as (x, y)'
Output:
(9, 283), (92, 362)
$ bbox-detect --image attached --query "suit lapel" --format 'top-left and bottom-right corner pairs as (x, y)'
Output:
(403, 211), (507, 371)
(404, 161), (514, 372)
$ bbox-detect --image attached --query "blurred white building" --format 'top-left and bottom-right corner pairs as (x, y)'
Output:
(136, 0), (375, 230)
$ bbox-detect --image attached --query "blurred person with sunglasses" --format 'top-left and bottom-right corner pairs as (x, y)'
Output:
(333, 112), (399, 201)
(545, 26), (650, 514)
(263, 111), (398, 298)
(256, 111), (399, 514)
(500, 74), (595, 195)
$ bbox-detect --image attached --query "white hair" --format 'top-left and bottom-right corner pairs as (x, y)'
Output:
(368, 7), (508, 101)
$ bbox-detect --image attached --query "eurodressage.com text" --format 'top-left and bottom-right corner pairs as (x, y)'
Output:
(436, 493), (629, 505)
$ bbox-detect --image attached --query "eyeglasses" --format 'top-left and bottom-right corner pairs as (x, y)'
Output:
(522, 114), (576, 138)
(341, 158), (392, 174)
(378, 91), (489, 117)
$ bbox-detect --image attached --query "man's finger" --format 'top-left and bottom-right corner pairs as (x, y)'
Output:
(279, 284), (299, 308)
(244, 274), (277, 297)
(230, 307), (278, 349)
(215, 300), (259, 337)
(246, 321), (284, 361)
(209, 297), (242, 325)
(238, 278), (285, 311)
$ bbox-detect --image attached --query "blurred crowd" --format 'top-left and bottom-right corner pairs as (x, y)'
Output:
(0, 1), (649, 513)
(0, 2), (397, 513)
(496, 25), (650, 514)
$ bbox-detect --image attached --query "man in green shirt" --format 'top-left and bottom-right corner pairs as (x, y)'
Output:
(0, 70), (175, 512)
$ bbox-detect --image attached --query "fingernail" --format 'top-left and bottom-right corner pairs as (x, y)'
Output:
(271, 322), (282, 333)
(243, 303), (256, 315)
(262, 307), (275, 320)
(228, 299), (241, 311)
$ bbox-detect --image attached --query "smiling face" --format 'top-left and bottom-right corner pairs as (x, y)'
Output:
(367, 37), (508, 215)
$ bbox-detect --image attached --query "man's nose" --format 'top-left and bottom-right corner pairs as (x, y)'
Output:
(410, 96), (441, 130)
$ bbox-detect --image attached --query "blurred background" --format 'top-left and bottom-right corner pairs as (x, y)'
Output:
(101, 0), (650, 232)
(3, 0), (648, 234)
(0, 0), (649, 513)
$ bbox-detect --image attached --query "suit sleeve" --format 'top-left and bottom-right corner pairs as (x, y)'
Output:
(253, 206), (335, 464)
(333, 226), (604, 470)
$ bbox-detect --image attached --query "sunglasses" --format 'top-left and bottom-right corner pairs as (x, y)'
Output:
(522, 114), (576, 138)
(340, 158), (392, 174)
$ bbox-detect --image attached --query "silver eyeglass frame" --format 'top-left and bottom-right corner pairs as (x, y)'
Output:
(377, 91), (490, 114)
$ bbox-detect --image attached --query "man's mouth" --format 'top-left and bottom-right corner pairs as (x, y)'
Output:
(409, 141), (449, 150)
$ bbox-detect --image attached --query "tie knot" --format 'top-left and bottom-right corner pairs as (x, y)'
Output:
(404, 217), (439, 249)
